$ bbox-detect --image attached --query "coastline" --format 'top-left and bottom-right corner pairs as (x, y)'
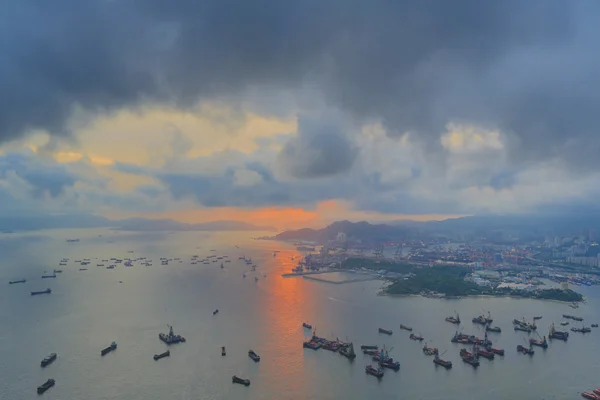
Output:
(378, 291), (584, 304)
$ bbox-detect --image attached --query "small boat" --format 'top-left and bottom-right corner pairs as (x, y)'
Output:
(582, 392), (599, 400)
(53, 269), (62, 273)
(153, 350), (170, 361)
(31, 289), (51, 296)
(9, 279), (26, 284)
(560, 320), (569, 326)
(101, 341), (117, 356)
(79, 268), (88, 271)
(433, 353), (452, 369)
(378, 328), (393, 335)
(592, 324), (599, 328)
(409, 333), (424, 341)
(486, 325), (501, 333)
(445, 313), (461, 324)
(232, 375), (250, 386)
(222, 346), (226, 356)
(41, 274), (56, 279)
(41, 353), (57, 367)
(365, 364), (384, 378)
(248, 350), (260, 362)
(254, 276), (259, 282)
(533, 316), (542, 320)
(37, 379), (55, 394)
(399, 324), (412, 331)
(302, 322), (312, 329)
(571, 326), (592, 333)
(361, 345), (378, 350)
(213, 309), (219, 315)
(422, 343), (438, 356)
(516, 345), (534, 355)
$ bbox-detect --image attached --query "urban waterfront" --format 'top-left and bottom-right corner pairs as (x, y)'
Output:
(2, 228), (600, 400)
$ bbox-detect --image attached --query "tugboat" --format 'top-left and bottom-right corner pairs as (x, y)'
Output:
(399, 324), (412, 331)
(248, 350), (261, 362)
(232, 376), (251, 386)
(153, 350), (170, 360)
(433, 352), (452, 369)
(378, 328), (393, 335)
(159, 325), (186, 344)
(409, 333), (424, 341)
(340, 342), (356, 360)
(422, 343), (438, 356)
(549, 323), (569, 341)
(101, 341), (117, 356)
(31, 289), (51, 296)
(222, 346), (227, 356)
(517, 344), (535, 356)
(302, 322), (312, 329)
(40, 353), (57, 367)
(37, 379), (55, 394)
(365, 364), (384, 378)
(529, 335), (548, 348)
(445, 312), (461, 324)
(9, 279), (26, 284)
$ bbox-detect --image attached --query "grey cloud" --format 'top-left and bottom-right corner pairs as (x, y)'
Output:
(279, 116), (358, 178)
(0, 152), (76, 197)
(2, 0), (599, 174)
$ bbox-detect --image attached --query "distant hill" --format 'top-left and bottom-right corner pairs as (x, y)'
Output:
(0, 214), (275, 232)
(273, 220), (410, 243)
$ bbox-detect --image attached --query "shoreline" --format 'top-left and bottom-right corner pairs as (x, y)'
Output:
(378, 291), (584, 304)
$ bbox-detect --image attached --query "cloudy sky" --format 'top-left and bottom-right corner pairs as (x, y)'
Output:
(2, 0), (599, 229)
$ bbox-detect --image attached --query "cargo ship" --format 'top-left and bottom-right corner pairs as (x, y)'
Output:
(517, 344), (534, 355)
(159, 325), (186, 344)
(9, 279), (26, 284)
(37, 379), (55, 394)
(409, 333), (424, 341)
(563, 314), (583, 322)
(378, 328), (393, 335)
(101, 341), (117, 356)
(340, 343), (356, 360)
(422, 343), (438, 356)
(529, 336), (548, 348)
(31, 289), (51, 296)
(445, 312), (460, 324)
(433, 353), (452, 369)
(485, 325), (501, 333)
(232, 376), (251, 386)
(582, 392), (600, 400)
(460, 350), (480, 367)
(514, 318), (537, 330)
(41, 353), (57, 367)
(571, 326), (592, 333)
(153, 350), (170, 360)
(361, 345), (378, 350)
(484, 346), (505, 356)
(514, 326), (532, 333)
(549, 323), (569, 341)
(303, 340), (321, 350)
(379, 358), (400, 371)
(475, 347), (495, 360)
(399, 324), (412, 331)
(472, 312), (493, 326)
(365, 365), (384, 378)
(248, 350), (261, 362)
(363, 348), (379, 355)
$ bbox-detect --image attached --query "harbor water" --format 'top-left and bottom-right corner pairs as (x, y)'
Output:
(1, 228), (600, 400)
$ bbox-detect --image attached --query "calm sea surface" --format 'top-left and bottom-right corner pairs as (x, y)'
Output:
(1, 228), (600, 400)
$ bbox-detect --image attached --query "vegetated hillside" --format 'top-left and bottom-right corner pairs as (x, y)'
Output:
(274, 220), (411, 243)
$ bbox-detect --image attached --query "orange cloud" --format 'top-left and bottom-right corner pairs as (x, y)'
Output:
(106, 199), (463, 230)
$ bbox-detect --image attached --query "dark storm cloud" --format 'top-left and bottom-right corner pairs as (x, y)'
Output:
(2, 0), (598, 170)
(278, 116), (358, 178)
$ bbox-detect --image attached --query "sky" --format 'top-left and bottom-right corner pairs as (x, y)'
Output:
(1, 0), (600, 230)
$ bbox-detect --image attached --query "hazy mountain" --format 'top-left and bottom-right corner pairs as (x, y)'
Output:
(0, 214), (275, 232)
